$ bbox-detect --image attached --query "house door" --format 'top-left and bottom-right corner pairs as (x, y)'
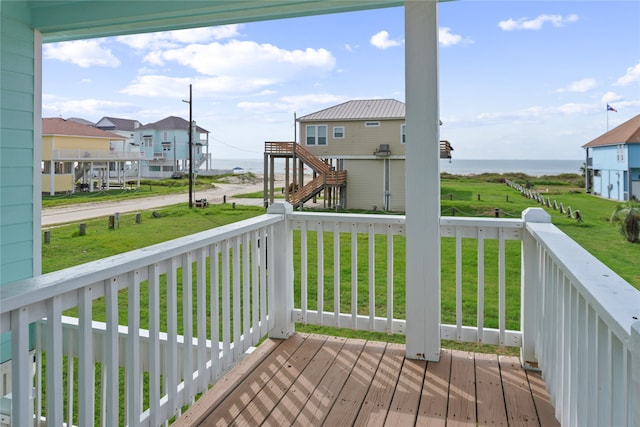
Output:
(632, 180), (640, 201)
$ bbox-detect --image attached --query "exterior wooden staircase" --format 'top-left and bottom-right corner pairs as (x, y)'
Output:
(264, 142), (346, 208)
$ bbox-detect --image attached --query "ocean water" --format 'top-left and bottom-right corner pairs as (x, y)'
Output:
(210, 158), (584, 177)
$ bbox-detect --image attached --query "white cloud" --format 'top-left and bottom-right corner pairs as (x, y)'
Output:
(44, 40), (120, 68)
(498, 14), (579, 31)
(150, 40), (335, 82)
(616, 62), (640, 85)
(556, 78), (597, 93)
(601, 91), (622, 104)
(439, 27), (472, 47)
(370, 31), (402, 50)
(42, 94), (135, 118)
(555, 102), (591, 115)
(121, 74), (277, 98)
(116, 25), (242, 50)
(237, 93), (348, 115)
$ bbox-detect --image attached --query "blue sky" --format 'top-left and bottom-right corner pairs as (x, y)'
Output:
(42, 1), (640, 160)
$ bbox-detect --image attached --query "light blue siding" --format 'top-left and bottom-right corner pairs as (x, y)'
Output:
(629, 145), (640, 167)
(1, 0), (35, 286)
(590, 145), (631, 201)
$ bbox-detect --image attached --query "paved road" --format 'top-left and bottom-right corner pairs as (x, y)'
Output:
(42, 180), (270, 227)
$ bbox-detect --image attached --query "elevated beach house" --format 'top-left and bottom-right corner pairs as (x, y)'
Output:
(133, 116), (211, 179)
(41, 117), (142, 195)
(583, 114), (640, 201)
(264, 99), (453, 211)
(1, 2), (639, 426)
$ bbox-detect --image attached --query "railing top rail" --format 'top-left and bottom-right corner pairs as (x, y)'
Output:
(526, 221), (640, 340)
(0, 213), (285, 314)
(440, 216), (523, 229)
(289, 211), (406, 225)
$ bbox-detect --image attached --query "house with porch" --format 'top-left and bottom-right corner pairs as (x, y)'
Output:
(1, 1), (639, 426)
(295, 99), (453, 211)
(583, 114), (640, 201)
(134, 116), (211, 178)
(41, 117), (142, 195)
(263, 99), (453, 211)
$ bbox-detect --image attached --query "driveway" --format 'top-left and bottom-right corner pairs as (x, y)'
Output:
(42, 180), (270, 227)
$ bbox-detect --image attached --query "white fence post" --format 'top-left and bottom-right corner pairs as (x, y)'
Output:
(632, 321), (640, 427)
(520, 207), (550, 369)
(267, 202), (295, 339)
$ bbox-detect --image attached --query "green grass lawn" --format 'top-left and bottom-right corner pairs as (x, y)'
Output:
(39, 173), (639, 423)
(40, 174), (639, 356)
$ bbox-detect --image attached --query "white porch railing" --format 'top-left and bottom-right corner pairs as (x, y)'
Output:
(520, 208), (640, 427)
(0, 205), (639, 426)
(0, 208), (287, 427)
(53, 149), (144, 161)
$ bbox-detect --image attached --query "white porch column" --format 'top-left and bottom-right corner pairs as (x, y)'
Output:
(266, 202), (295, 339)
(404, 0), (441, 361)
(520, 207), (550, 369)
(632, 321), (640, 426)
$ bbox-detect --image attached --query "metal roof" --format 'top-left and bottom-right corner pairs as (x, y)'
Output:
(583, 114), (640, 147)
(97, 117), (143, 132)
(42, 118), (124, 139)
(137, 116), (210, 133)
(297, 99), (405, 122)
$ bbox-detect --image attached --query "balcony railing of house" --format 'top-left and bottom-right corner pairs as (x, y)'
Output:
(52, 149), (144, 161)
(0, 205), (639, 426)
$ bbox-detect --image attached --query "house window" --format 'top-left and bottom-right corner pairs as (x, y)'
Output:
(306, 125), (327, 145)
(364, 121), (380, 127)
(333, 126), (344, 139)
(143, 135), (152, 147)
(617, 144), (624, 162)
(401, 124), (406, 144)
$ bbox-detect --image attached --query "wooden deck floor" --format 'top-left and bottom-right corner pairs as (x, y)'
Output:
(175, 333), (559, 426)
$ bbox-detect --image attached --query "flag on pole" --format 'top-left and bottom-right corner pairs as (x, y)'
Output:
(607, 104), (617, 112)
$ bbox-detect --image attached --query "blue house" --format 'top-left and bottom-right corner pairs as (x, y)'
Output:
(134, 116), (210, 178)
(583, 114), (640, 201)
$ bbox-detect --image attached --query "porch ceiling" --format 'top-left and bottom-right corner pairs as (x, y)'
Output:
(28, 0), (406, 42)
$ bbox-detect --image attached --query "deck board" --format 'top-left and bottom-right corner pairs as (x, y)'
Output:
(475, 352), (508, 426)
(292, 337), (366, 426)
(447, 350), (476, 426)
(416, 348), (451, 426)
(177, 334), (558, 427)
(353, 342), (405, 427)
(500, 356), (540, 426)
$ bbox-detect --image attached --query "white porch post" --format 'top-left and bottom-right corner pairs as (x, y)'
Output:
(267, 202), (295, 339)
(520, 207), (550, 369)
(632, 321), (640, 426)
(404, 0), (441, 361)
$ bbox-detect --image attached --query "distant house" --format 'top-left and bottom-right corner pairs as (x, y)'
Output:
(583, 114), (640, 201)
(96, 116), (143, 146)
(96, 116), (144, 178)
(296, 99), (452, 211)
(41, 118), (141, 194)
(133, 116), (210, 178)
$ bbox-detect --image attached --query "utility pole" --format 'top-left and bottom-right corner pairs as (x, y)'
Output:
(183, 84), (193, 208)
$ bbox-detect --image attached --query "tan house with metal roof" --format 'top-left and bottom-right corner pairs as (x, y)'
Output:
(294, 99), (451, 211)
(42, 118), (142, 194)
